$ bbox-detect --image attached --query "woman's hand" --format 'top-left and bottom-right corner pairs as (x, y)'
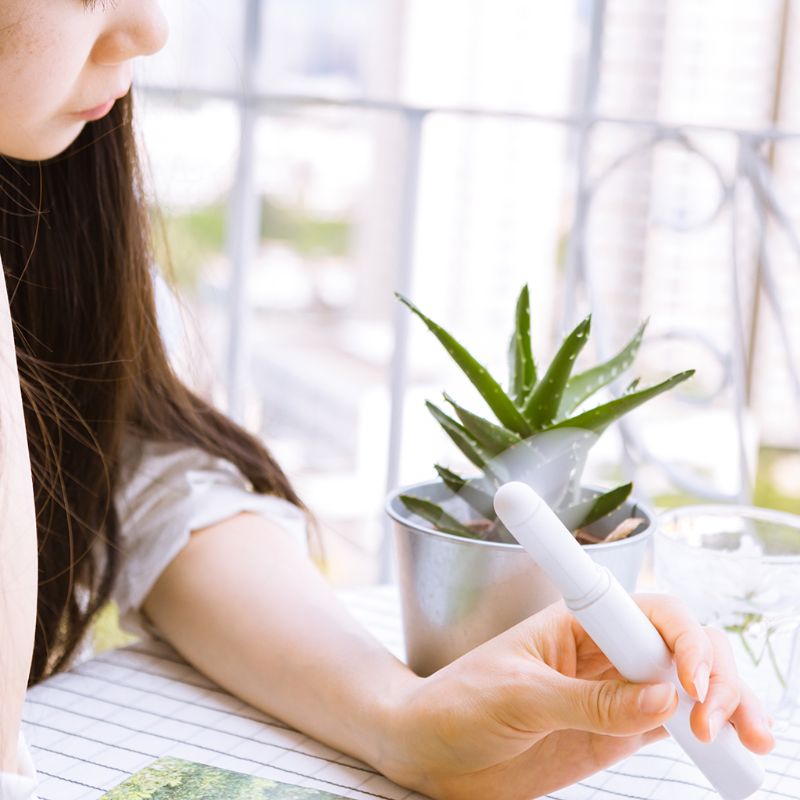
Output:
(142, 517), (772, 800)
(381, 595), (774, 800)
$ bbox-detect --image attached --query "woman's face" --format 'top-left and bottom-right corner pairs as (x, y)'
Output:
(0, 0), (168, 161)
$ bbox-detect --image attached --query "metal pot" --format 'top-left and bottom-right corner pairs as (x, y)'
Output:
(386, 479), (655, 676)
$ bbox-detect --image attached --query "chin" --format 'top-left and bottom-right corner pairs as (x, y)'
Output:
(2, 123), (86, 162)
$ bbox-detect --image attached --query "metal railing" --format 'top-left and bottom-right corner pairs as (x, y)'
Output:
(141, 0), (800, 581)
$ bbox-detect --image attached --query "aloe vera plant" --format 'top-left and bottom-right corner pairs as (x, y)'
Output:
(397, 286), (694, 544)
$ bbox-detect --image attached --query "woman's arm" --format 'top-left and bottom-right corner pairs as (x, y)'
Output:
(0, 267), (38, 773)
(142, 512), (772, 799)
(141, 513), (416, 773)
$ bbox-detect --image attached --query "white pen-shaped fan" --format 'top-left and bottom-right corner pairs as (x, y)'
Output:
(494, 481), (765, 800)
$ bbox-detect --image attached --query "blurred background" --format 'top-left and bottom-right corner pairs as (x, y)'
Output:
(133, 0), (800, 586)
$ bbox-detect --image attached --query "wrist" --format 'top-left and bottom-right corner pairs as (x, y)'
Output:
(367, 668), (429, 786)
(368, 671), (446, 798)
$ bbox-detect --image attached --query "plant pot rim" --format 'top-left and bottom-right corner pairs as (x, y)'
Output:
(386, 477), (655, 552)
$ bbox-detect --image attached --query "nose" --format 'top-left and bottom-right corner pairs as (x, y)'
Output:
(92, 0), (169, 65)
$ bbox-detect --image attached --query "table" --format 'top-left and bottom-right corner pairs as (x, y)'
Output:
(22, 586), (800, 800)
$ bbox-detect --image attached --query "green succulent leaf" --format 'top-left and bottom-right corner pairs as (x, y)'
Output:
(434, 464), (497, 521)
(558, 320), (648, 419)
(397, 293), (531, 436)
(399, 495), (482, 539)
(551, 370), (695, 435)
(522, 315), (592, 430)
(560, 483), (633, 530)
(426, 401), (492, 471)
(443, 393), (522, 456)
(508, 285), (537, 403)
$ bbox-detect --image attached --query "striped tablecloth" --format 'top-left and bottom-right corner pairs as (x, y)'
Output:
(22, 586), (800, 800)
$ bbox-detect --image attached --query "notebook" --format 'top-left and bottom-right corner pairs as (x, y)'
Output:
(100, 756), (348, 798)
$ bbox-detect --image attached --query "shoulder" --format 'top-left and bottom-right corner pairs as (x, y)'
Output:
(0, 253), (17, 386)
(0, 254), (37, 545)
(110, 434), (308, 625)
(116, 435), (306, 537)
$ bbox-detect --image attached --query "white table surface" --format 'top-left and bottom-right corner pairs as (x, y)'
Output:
(22, 586), (800, 800)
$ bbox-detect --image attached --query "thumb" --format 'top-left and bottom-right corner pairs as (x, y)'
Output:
(542, 675), (678, 736)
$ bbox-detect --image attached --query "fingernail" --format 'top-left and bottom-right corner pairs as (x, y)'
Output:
(692, 662), (710, 703)
(639, 684), (676, 715)
(708, 710), (726, 741)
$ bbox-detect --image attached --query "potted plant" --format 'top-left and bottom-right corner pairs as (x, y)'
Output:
(386, 285), (694, 675)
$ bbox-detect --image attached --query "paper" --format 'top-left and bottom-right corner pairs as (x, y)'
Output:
(100, 756), (348, 798)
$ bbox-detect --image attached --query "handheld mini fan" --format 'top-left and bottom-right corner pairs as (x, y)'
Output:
(494, 481), (765, 800)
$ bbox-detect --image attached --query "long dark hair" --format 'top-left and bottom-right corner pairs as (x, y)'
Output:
(0, 93), (307, 685)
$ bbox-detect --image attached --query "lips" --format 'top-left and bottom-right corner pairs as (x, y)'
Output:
(72, 99), (115, 122)
(72, 86), (132, 120)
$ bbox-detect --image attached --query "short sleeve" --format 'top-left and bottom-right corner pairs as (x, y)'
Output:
(0, 731), (39, 800)
(112, 436), (309, 638)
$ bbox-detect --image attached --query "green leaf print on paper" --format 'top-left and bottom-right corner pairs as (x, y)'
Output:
(100, 757), (349, 800)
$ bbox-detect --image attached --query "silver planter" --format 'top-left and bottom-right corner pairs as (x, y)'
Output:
(386, 479), (655, 676)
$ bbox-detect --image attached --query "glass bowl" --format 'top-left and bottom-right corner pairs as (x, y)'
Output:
(655, 504), (800, 716)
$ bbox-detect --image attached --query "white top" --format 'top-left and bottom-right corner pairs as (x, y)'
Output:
(111, 434), (309, 638)
(0, 733), (37, 800)
(2, 435), (309, 799)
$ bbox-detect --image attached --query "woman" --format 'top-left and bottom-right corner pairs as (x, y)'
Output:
(0, 2), (774, 799)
